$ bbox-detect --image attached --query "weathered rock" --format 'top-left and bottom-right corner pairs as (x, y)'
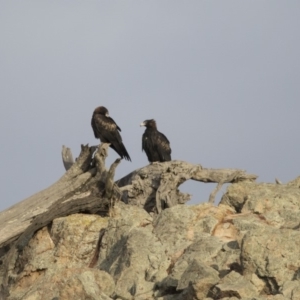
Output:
(212, 271), (258, 298)
(241, 226), (300, 291)
(58, 269), (114, 300)
(248, 273), (266, 295)
(291, 286), (300, 300)
(191, 203), (236, 237)
(98, 202), (160, 299)
(281, 280), (300, 299)
(221, 182), (300, 229)
(162, 235), (222, 288)
(51, 213), (109, 267)
(273, 296), (291, 300)
(177, 259), (219, 299)
(153, 203), (235, 253)
(153, 204), (238, 296)
(221, 297), (289, 300)
(96, 202), (239, 299)
(177, 259), (219, 290)
(3, 179), (300, 300)
(153, 204), (201, 254)
(231, 213), (266, 232)
(5, 214), (111, 300)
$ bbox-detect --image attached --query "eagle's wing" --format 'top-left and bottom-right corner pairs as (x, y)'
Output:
(93, 114), (131, 161)
(93, 114), (122, 143)
(155, 132), (171, 161)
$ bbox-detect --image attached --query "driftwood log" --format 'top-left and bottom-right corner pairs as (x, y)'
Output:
(0, 144), (257, 252)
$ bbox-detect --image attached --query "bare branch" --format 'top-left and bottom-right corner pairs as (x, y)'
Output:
(208, 182), (224, 204)
(61, 145), (74, 171)
(105, 158), (121, 199)
(94, 143), (110, 179)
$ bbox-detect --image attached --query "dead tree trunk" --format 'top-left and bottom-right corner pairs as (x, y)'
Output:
(117, 161), (257, 213)
(0, 144), (257, 251)
(0, 144), (111, 250)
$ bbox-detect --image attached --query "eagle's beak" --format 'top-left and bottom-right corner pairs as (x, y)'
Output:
(105, 112), (109, 117)
(140, 122), (145, 127)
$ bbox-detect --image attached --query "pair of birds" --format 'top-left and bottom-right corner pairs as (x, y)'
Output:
(91, 106), (171, 163)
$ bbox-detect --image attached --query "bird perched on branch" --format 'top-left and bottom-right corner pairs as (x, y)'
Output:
(91, 106), (131, 161)
(140, 119), (171, 162)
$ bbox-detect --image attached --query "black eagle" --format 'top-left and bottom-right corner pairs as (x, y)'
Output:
(140, 119), (171, 162)
(91, 106), (131, 161)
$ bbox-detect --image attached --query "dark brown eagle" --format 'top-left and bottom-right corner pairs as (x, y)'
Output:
(91, 106), (131, 161)
(140, 119), (171, 162)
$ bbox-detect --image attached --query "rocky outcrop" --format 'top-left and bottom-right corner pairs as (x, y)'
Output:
(1, 179), (300, 299)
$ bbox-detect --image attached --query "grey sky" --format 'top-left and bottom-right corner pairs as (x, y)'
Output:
(1, 1), (299, 211)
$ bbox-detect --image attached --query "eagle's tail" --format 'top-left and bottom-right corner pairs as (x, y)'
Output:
(111, 143), (131, 161)
(119, 142), (131, 161)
